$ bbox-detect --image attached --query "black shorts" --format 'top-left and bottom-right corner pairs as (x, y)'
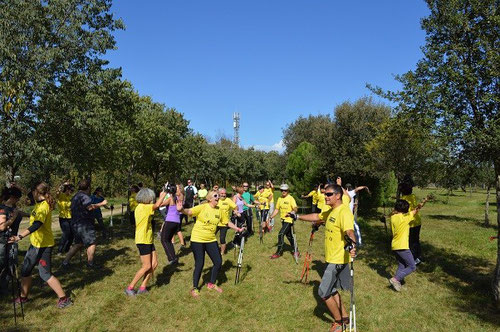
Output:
(72, 222), (96, 246)
(21, 245), (53, 282)
(137, 243), (156, 255)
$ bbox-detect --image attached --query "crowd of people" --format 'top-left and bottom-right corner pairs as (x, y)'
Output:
(0, 175), (429, 332)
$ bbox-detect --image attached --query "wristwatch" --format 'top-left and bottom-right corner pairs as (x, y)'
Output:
(18, 234), (24, 240)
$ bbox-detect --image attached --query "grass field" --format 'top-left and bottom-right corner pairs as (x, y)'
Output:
(1, 188), (499, 331)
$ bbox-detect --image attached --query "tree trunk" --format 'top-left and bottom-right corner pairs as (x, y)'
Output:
(492, 172), (500, 309)
(485, 185), (491, 227)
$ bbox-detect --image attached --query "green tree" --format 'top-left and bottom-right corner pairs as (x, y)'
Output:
(132, 98), (190, 190)
(286, 142), (323, 196)
(370, 0), (500, 305)
(0, 0), (123, 179)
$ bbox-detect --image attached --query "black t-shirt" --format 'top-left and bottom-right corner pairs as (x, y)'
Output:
(71, 191), (93, 224)
(185, 186), (195, 203)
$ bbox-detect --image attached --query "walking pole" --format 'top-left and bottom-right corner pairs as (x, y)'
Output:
(235, 219), (247, 284)
(300, 224), (318, 283)
(292, 223), (299, 264)
(110, 204), (114, 227)
(344, 235), (356, 332)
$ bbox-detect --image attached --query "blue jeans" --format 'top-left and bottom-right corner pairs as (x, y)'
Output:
(393, 249), (416, 282)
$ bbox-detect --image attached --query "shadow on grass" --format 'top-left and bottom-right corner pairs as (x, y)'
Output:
(428, 214), (498, 231)
(156, 262), (185, 287)
(361, 217), (500, 326)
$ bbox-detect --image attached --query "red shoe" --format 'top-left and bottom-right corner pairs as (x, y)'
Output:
(270, 254), (281, 259)
(329, 322), (343, 332)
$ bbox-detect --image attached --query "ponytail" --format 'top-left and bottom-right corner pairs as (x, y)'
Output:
(36, 182), (56, 210)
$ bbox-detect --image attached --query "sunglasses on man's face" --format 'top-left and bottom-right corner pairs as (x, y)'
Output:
(281, 190), (288, 192)
(325, 192), (336, 197)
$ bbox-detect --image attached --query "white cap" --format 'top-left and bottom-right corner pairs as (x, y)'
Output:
(279, 184), (289, 191)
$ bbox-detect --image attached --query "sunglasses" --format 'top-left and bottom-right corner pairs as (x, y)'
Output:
(325, 192), (336, 197)
(281, 190), (288, 192)
(213, 194), (219, 198)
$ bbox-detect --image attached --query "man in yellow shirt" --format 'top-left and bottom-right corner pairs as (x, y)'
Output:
(296, 184), (356, 332)
(267, 184), (298, 259)
(301, 186), (319, 213)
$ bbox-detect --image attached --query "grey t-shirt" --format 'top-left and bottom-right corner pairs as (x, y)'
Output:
(71, 191), (93, 224)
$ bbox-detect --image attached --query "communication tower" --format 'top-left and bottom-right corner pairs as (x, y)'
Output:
(233, 112), (240, 146)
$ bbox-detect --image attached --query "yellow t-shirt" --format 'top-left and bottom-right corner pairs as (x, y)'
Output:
(129, 192), (138, 212)
(255, 190), (272, 210)
(401, 194), (421, 227)
(198, 188), (208, 200)
(263, 188), (274, 203)
(319, 204), (354, 264)
(275, 195), (297, 223)
(390, 211), (416, 250)
(190, 203), (222, 243)
(56, 193), (72, 219)
(342, 193), (351, 207)
(29, 200), (54, 248)
(217, 198), (237, 226)
(135, 204), (154, 244)
(317, 191), (326, 211)
(306, 190), (319, 205)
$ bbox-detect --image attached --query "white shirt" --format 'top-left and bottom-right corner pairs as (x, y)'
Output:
(348, 190), (356, 213)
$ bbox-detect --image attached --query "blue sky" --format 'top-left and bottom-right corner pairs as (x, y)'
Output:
(105, 1), (430, 153)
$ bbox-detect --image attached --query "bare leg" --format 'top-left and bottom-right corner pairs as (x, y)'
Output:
(63, 243), (84, 264)
(220, 244), (227, 255)
(177, 231), (185, 246)
(87, 244), (96, 263)
(324, 294), (342, 322)
(332, 292), (348, 318)
(140, 251), (158, 288)
(128, 254), (153, 289)
(46, 276), (66, 298)
(20, 276), (32, 298)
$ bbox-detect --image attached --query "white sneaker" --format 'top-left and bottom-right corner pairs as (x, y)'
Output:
(389, 278), (402, 292)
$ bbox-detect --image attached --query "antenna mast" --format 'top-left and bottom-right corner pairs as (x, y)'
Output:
(233, 112), (240, 147)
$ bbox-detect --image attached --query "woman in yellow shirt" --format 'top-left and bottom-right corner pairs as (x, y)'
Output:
(182, 190), (243, 297)
(56, 183), (74, 254)
(125, 188), (167, 296)
(10, 182), (72, 308)
(389, 197), (428, 291)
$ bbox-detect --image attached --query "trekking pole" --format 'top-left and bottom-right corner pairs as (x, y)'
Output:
(235, 232), (245, 284)
(300, 224), (318, 283)
(292, 223), (299, 264)
(8, 243), (24, 325)
(344, 235), (356, 332)
(110, 204), (114, 227)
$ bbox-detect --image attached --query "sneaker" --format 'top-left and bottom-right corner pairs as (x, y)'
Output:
(190, 288), (200, 298)
(137, 288), (149, 295)
(329, 321), (343, 332)
(415, 258), (422, 265)
(124, 288), (136, 296)
(86, 262), (99, 269)
(206, 283), (223, 293)
(270, 254), (281, 259)
(57, 296), (73, 309)
(389, 277), (402, 292)
(293, 252), (300, 259)
(14, 296), (29, 304)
